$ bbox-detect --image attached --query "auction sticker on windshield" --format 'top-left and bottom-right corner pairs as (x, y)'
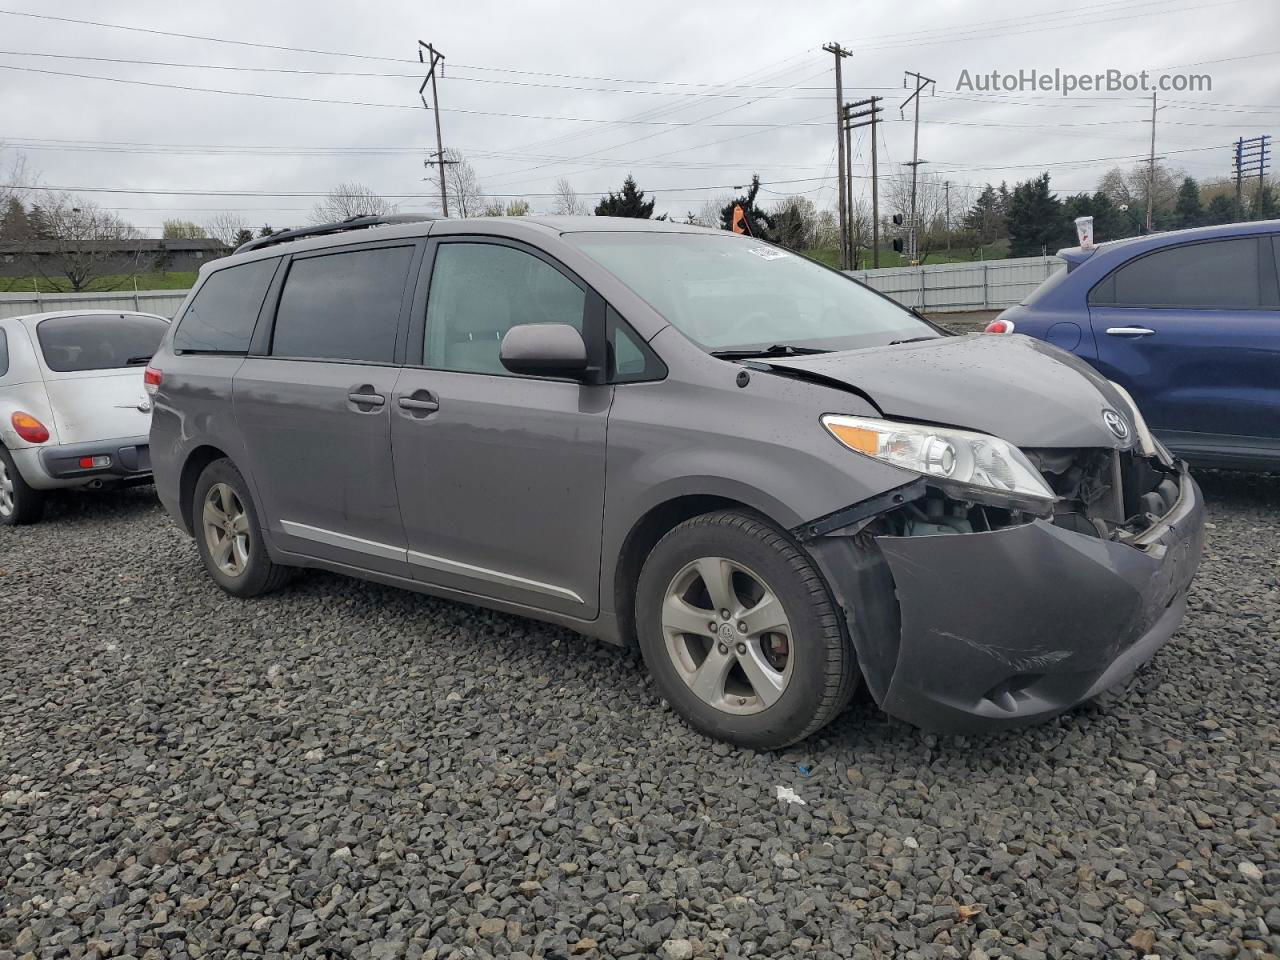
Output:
(745, 246), (788, 261)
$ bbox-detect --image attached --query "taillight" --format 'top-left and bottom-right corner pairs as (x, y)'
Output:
(984, 319), (1015, 334)
(11, 412), (50, 444)
(143, 365), (162, 395)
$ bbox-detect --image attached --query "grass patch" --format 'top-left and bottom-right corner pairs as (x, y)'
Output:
(0, 272), (198, 294)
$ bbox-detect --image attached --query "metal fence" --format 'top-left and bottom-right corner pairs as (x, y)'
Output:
(845, 255), (1063, 313)
(0, 255), (1062, 321)
(0, 289), (189, 320)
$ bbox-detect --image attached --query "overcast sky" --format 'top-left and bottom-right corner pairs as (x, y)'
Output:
(1, 0), (1276, 236)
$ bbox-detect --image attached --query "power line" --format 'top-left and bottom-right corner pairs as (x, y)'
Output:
(0, 48), (848, 100)
(0, 62), (832, 126)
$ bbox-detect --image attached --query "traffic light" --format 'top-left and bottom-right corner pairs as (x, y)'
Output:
(892, 214), (904, 226)
(892, 238), (904, 253)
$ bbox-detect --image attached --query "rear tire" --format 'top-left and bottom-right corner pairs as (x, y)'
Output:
(0, 447), (45, 526)
(191, 458), (290, 598)
(635, 510), (857, 750)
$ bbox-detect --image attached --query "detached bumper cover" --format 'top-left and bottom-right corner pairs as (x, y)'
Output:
(37, 435), (152, 481)
(810, 464), (1204, 733)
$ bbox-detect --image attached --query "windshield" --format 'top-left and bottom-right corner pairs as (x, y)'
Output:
(568, 232), (935, 353)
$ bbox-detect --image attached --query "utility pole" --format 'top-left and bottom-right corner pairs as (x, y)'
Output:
(417, 41), (451, 217)
(944, 180), (951, 253)
(1145, 91), (1158, 232)
(824, 43), (852, 269)
(1233, 134), (1271, 220)
(901, 71), (935, 263)
(844, 96), (884, 267)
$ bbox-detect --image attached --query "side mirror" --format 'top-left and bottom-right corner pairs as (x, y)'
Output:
(499, 323), (588, 378)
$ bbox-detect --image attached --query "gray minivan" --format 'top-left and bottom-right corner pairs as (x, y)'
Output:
(149, 215), (1204, 748)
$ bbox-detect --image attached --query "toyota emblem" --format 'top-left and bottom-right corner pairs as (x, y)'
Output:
(1102, 409), (1130, 440)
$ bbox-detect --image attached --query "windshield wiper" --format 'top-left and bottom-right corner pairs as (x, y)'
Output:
(709, 344), (832, 360)
(124, 355), (154, 365)
(887, 336), (940, 346)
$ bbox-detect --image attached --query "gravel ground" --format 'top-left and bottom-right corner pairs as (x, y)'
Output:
(1, 473), (1277, 960)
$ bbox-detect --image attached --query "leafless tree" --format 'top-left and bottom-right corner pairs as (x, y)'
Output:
(309, 182), (395, 224)
(1099, 162), (1181, 221)
(23, 194), (144, 292)
(442, 149), (485, 218)
(205, 211), (250, 248)
(552, 178), (586, 216)
(0, 146), (36, 210)
(697, 194), (732, 229)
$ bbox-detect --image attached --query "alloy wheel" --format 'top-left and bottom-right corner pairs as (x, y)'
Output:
(202, 482), (251, 577)
(0, 459), (13, 518)
(661, 556), (794, 715)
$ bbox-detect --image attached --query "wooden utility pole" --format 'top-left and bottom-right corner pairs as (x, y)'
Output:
(844, 97), (883, 267)
(944, 179), (951, 253)
(1233, 134), (1272, 219)
(824, 43), (852, 269)
(418, 41), (451, 217)
(901, 71), (935, 262)
(1145, 91), (1157, 232)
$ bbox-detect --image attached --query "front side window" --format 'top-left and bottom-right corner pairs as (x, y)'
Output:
(0, 328), (8, 377)
(174, 257), (277, 354)
(1092, 237), (1265, 309)
(37, 313), (169, 372)
(569, 232), (932, 353)
(271, 245), (414, 363)
(424, 242), (586, 375)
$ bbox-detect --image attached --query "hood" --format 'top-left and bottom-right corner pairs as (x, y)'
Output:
(765, 334), (1135, 449)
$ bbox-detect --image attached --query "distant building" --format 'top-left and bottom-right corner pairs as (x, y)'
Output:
(0, 237), (230, 278)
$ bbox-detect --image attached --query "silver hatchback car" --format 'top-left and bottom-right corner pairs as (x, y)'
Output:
(0, 310), (166, 524)
(149, 216), (1204, 748)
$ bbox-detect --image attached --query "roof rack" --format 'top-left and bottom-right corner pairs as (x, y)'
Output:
(234, 213), (436, 254)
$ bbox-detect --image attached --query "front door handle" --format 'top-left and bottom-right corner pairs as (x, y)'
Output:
(1105, 326), (1156, 337)
(348, 392), (386, 406)
(397, 390), (440, 417)
(398, 397), (439, 412)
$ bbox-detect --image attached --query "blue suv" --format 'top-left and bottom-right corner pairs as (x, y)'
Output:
(995, 221), (1280, 470)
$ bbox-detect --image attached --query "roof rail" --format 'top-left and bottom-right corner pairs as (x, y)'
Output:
(234, 213), (436, 254)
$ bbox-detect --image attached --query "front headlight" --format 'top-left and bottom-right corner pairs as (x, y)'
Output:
(822, 414), (1056, 502)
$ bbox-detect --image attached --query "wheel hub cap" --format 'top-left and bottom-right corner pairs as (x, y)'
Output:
(202, 482), (250, 577)
(661, 556), (794, 716)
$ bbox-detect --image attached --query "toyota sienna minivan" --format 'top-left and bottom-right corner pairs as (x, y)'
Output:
(149, 215), (1204, 749)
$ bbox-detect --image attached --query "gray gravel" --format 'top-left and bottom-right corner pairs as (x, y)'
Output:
(1, 473), (1277, 960)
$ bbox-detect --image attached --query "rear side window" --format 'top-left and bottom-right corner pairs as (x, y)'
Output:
(271, 246), (414, 363)
(36, 314), (169, 372)
(175, 257), (278, 353)
(0, 328), (7, 377)
(1091, 237), (1265, 308)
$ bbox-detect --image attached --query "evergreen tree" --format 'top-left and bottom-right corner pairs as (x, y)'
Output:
(0, 198), (31, 241)
(1204, 194), (1237, 226)
(1253, 184), (1278, 220)
(1006, 173), (1067, 257)
(961, 185), (1002, 248)
(1061, 191), (1128, 243)
(595, 175), (655, 218)
(718, 174), (774, 239)
(233, 228), (255, 248)
(1173, 177), (1204, 229)
(259, 224), (276, 238)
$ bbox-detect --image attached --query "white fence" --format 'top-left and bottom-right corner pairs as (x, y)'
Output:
(0, 289), (189, 320)
(1, 255), (1061, 321)
(846, 255), (1063, 313)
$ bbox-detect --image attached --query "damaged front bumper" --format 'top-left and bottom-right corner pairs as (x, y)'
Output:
(804, 461), (1204, 734)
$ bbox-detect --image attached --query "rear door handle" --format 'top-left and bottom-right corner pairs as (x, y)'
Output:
(348, 392), (385, 406)
(398, 396), (440, 412)
(1105, 326), (1156, 337)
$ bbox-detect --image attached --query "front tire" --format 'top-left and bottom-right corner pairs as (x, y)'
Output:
(636, 510), (857, 749)
(0, 447), (45, 526)
(191, 458), (290, 598)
